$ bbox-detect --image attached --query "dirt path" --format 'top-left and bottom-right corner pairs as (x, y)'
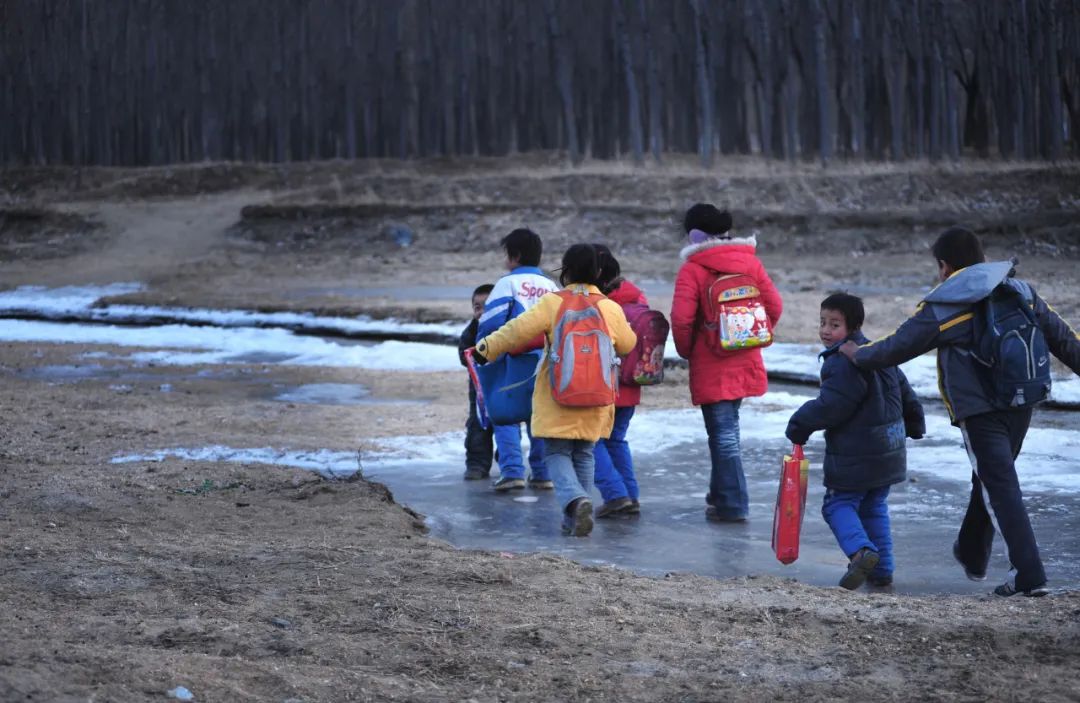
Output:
(10, 191), (264, 287)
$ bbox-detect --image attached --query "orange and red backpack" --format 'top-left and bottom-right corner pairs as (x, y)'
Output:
(548, 286), (620, 407)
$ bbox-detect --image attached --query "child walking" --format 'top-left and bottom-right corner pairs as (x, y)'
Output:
(592, 244), (646, 517)
(458, 283), (495, 480)
(841, 227), (1080, 596)
(786, 293), (925, 590)
(671, 204), (783, 522)
(477, 228), (557, 492)
(474, 244), (637, 536)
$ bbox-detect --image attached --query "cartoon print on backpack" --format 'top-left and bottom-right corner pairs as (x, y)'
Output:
(706, 273), (775, 352)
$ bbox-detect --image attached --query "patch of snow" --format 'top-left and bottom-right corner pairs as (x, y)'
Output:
(0, 283), (461, 338)
(0, 319), (460, 370)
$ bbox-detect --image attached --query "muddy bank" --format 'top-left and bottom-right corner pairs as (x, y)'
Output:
(2, 363), (1080, 702)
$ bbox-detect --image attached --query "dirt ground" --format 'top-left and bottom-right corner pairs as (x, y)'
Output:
(2, 156), (1080, 701)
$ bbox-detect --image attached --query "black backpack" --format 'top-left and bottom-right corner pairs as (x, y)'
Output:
(972, 281), (1052, 409)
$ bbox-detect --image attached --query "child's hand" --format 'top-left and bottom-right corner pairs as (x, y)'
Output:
(785, 424), (810, 446)
(469, 346), (488, 365)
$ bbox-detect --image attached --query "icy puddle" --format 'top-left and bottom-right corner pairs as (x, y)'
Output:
(114, 393), (1080, 596)
(8, 283), (1080, 593)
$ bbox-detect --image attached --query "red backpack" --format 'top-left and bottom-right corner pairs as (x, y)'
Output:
(702, 273), (774, 352)
(548, 286), (619, 407)
(619, 303), (669, 386)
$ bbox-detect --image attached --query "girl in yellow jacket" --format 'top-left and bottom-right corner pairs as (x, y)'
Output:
(475, 244), (637, 536)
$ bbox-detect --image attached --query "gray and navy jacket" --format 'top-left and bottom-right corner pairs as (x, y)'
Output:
(786, 332), (925, 492)
(853, 260), (1080, 424)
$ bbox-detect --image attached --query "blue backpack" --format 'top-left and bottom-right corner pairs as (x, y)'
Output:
(972, 281), (1051, 409)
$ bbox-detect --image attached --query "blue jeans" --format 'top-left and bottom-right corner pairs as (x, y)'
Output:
(701, 400), (748, 519)
(593, 406), (638, 503)
(493, 421), (548, 481)
(822, 486), (894, 578)
(544, 438), (596, 511)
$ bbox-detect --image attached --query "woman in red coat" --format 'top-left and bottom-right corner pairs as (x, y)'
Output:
(670, 204), (783, 522)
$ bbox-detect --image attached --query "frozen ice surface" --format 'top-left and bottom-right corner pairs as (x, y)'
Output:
(0, 319), (461, 370)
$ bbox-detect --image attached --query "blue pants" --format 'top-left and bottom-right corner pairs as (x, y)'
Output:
(701, 400), (748, 519)
(545, 437), (596, 511)
(593, 406), (638, 503)
(821, 486), (893, 578)
(493, 421), (548, 481)
(957, 408), (1045, 591)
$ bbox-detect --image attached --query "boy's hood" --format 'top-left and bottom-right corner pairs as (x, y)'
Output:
(922, 260), (1015, 305)
(821, 330), (869, 360)
(679, 234), (758, 265)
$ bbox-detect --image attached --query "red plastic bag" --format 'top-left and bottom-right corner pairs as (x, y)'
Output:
(463, 348), (490, 429)
(772, 444), (810, 565)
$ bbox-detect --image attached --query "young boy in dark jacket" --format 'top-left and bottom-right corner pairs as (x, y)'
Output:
(459, 284), (495, 480)
(787, 293), (925, 590)
(841, 227), (1080, 597)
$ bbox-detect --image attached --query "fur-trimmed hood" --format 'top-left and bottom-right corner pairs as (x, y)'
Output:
(679, 234), (757, 262)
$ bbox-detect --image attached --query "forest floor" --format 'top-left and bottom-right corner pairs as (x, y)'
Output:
(2, 155), (1080, 701)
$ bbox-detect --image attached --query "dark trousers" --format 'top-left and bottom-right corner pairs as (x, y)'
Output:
(957, 408), (1046, 590)
(464, 386), (494, 475)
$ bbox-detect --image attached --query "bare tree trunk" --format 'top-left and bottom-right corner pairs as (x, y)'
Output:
(812, 0), (831, 165)
(1044, 0), (1065, 160)
(613, 0), (644, 163)
(637, 0), (663, 161)
(689, 0), (714, 167)
(544, 0), (580, 163)
(884, 0), (905, 160)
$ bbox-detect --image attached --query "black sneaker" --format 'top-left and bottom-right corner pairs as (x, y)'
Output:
(493, 477), (525, 492)
(595, 497), (633, 519)
(561, 498), (594, 537)
(527, 477), (554, 490)
(952, 541), (987, 581)
(867, 574), (893, 587)
(839, 548), (880, 591)
(625, 499), (641, 514)
(993, 579), (1050, 598)
(705, 506), (747, 523)
(463, 469), (488, 481)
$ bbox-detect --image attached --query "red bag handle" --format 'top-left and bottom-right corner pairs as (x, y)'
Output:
(790, 444), (804, 460)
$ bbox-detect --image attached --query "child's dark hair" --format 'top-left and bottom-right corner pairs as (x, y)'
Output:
(932, 226), (985, 271)
(820, 292), (864, 332)
(683, 203), (733, 237)
(592, 243), (621, 294)
(559, 244), (603, 288)
(501, 228), (543, 267)
(472, 283), (494, 298)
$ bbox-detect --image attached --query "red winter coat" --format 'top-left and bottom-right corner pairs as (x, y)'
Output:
(607, 279), (647, 408)
(670, 236), (783, 406)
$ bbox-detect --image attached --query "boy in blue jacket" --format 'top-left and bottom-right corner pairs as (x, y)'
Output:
(477, 228), (556, 491)
(841, 227), (1080, 597)
(787, 293), (925, 590)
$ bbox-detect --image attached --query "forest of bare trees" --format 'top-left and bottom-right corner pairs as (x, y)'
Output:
(3, 0), (1079, 167)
